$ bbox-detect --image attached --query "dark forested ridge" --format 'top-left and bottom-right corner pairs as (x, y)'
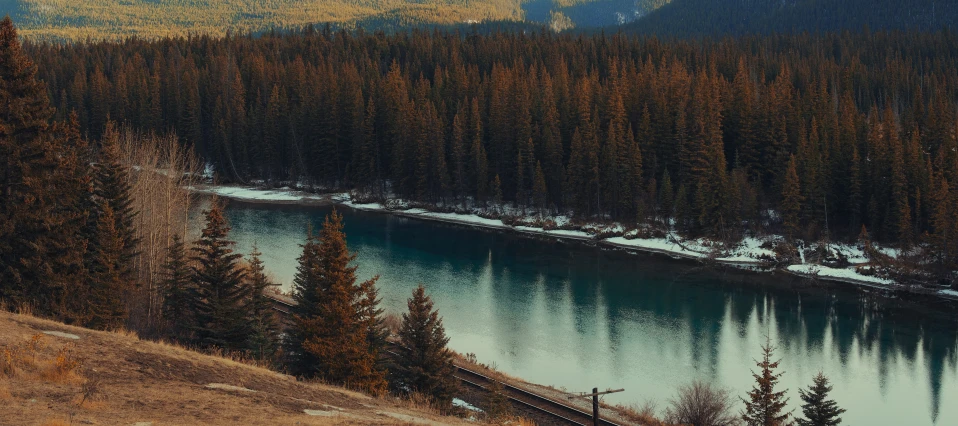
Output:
(23, 27), (958, 281)
(626, 0), (958, 37)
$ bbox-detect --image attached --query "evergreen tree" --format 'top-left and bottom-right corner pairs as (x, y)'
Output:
(0, 17), (75, 314)
(85, 202), (129, 330)
(161, 235), (192, 340)
(491, 175), (503, 212)
(659, 170), (674, 222)
(246, 244), (280, 361)
(782, 155), (804, 239)
(482, 378), (512, 421)
(797, 372), (845, 426)
(289, 210), (386, 393)
(469, 98), (488, 203)
(532, 161), (548, 214)
(741, 338), (793, 426)
(287, 225), (325, 376)
(189, 204), (253, 352)
(390, 285), (458, 409)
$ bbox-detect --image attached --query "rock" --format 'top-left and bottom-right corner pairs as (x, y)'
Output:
(42, 331), (80, 340)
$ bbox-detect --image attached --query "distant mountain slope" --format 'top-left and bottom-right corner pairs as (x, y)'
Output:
(0, 0), (668, 41)
(524, 0), (671, 28)
(4, 0), (527, 41)
(626, 0), (957, 37)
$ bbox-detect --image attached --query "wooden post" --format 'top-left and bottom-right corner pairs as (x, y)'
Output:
(592, 387), (599, 426)
(568, 387), (624, 426)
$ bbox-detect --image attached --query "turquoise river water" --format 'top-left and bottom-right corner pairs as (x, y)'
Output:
(221, 202), (958, 425)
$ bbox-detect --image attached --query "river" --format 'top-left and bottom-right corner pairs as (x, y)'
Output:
(220, 201), (958, 425)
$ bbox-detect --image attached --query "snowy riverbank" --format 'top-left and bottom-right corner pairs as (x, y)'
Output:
(193, 184), (958, 302)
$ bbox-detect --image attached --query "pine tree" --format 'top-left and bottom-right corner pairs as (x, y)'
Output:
(0, 17), (71, 313)
(161, 235), (192, 340)
(491, 174), (503, 213)
(246, 244), (280, 361)
(797, 372), (845, 426)
(483, 378), (512, 421)
(659, 170), (674, 223)
(287, 224), (325, 376)
(189, 204), (253, 352)
(390, 285), (458, 409)
(94, 123), (139, 285)
(289, 210), (386, 393)
(782, 155), (804, 239)
(469, 98), (488, 203)
(85, 202), (129, 330)
(532, 161), (548, 215)
(741, 338), (793, 426)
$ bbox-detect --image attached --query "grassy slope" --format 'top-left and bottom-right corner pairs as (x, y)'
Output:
(3, 0), (665, 41)
(0, 310), (470, 425)
(12, 0), (525, 41)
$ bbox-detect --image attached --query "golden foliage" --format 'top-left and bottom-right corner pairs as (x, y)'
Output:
(17, 0), (526, 41)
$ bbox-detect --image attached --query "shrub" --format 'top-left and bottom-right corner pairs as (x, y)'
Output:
(665, 381), (740, 426)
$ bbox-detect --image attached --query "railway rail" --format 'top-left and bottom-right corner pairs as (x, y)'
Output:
(266, 294), (626, 426)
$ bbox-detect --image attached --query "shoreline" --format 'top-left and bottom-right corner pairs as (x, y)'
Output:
(192, 184), (958, 303)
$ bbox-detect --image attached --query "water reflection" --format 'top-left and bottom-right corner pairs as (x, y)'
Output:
(221, 202), (958, 425)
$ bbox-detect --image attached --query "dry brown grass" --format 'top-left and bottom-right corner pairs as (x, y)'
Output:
(0, 310), (473, 425)
(0, 380), (12, 400)
(38, 419), (70, 426)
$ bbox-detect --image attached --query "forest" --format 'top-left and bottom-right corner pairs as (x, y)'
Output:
(22, 26), (958, 281)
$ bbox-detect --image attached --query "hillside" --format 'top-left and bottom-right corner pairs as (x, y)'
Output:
(0, 309), (471, 425)
(625, 0), (958, 37)
(0, 0), (664, 41)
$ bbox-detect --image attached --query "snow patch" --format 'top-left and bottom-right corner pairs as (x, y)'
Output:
(42, 331), (80, 340)
(940, 289), (958, 298)
(453, 398), (482, 412)
(205, 383), (256, 393)
(787, 264), (895, 286)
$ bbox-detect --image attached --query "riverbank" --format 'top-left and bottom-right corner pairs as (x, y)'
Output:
(193, 184), (958, 303)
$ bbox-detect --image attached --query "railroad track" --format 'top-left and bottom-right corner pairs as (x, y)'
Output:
(453, 365), (622, 426)
(268, 294), (624, 426)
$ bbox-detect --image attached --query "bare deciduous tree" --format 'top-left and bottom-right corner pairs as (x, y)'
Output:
(666, 381), (741, 426)
(108, 126), (201, 333)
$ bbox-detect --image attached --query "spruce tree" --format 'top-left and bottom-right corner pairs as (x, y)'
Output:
(491, 175), (503, 212)
(482, 378), (512, 421)
(189, 204), (253, 352)
(161, 235), (193, 340)
(742, 338), (793, 426)
(288, 210), (386, 393)
(532, 161), (548, 214)
(246, 244), (280, 361)
(85, 202), (129, 330)
(659, 170), (674, 223)
(782, 155), (804, 239)
(391, 285), (458, 409)
(81, 123), (140, 329)
(797, 372), (845, 426)
(0, 16), (71, 313)
(287, 225), (325, 376)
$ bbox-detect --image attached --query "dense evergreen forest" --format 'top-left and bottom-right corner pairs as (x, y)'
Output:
(21, 26), (958, 282)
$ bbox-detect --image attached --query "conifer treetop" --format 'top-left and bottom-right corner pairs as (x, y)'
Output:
(741, 336), (793, 426)
(797, 372), (845, 426)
